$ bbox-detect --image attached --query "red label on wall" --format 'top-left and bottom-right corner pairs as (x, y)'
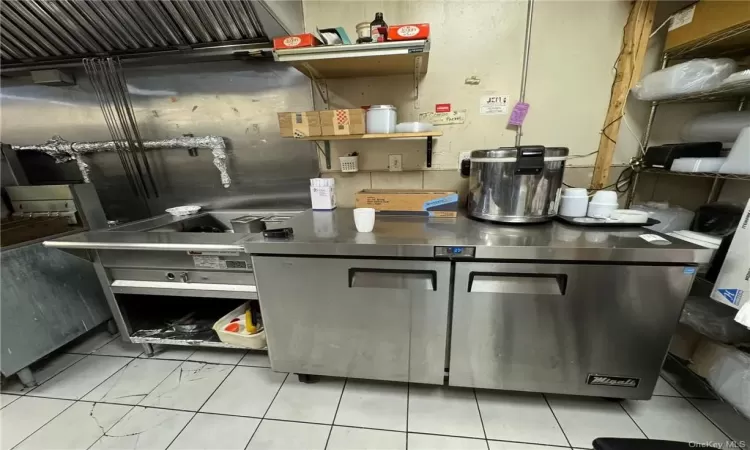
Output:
(435, 103), (451, 113)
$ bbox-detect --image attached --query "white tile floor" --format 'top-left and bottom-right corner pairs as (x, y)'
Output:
(1, 330), (746, 450)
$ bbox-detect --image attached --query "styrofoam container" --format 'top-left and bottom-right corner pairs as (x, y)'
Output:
(166, 205), (201, 216)
(609, 209), (649, 223)
(213, 303), (266, 349)
(671, 157), (727, 173)
(395, 122), (433, 133)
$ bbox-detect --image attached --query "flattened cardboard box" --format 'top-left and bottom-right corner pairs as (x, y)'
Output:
(278, 112), (322, 138)
(355, 189), (458, 217)
(320, 109), (366, 136)
(710, 199), (750, 310)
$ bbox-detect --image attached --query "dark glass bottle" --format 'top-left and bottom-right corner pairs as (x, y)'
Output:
(370, 12), (387, 42)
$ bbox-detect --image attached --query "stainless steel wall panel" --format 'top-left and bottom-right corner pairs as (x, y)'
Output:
(0, 60), (317, 222)
(120, 1), (170, 48)
(37, 0), (104, 53)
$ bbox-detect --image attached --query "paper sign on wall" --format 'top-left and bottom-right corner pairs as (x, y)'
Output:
(669, 5), (695, 31)
(419, 110), (466, 125)
(480, 94), (509, 115)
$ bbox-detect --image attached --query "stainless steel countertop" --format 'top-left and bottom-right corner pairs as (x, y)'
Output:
(243, 208), (714, 264)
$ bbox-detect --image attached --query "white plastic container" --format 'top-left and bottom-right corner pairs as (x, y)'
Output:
(719, 126), (750, 175)
(310, 178), (336, 210)
(395, 122), (433, 133)
(558, 188), (589, 217)
(353, 207), (375, 232)
(631, 202), (695, 233)
(339, 155), (359, 172)
(587, 191), (618, 219)
(609, 209), (649, 224)
(366, 105), (397, 134)
(212, 303), (266, 349)
(165, 205), (201, 216)
(671, 157), (727, 173)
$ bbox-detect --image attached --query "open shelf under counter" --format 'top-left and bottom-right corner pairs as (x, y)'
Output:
(273, 40), (430, 78)
(130, 332), (265, 351)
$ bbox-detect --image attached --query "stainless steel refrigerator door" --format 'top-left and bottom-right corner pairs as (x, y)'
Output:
(253, 256), (451, 384)
(450, 262), (694, 399)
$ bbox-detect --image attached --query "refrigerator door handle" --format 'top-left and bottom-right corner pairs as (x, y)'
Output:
(468, 272), (567, 295)
(349, 268), (437, 291)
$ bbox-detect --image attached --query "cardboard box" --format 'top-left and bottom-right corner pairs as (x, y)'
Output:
(711, 199), (749, 309)
(388, 23), (430, 41)
(665, 1), (750, 53)
(273, 33), (322, 50)
(355, 189), (458, 217)
(319, 109), (366, 136)
(277, 112), (322, 138)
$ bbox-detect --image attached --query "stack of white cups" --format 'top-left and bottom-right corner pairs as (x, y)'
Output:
(558, 188), (588, 217)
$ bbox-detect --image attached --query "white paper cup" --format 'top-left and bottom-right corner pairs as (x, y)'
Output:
(559, 195), (589, 217)
(353, 208), (376, 232)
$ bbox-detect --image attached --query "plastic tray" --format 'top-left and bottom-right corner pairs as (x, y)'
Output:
(555, 215), (661, 228)
(212, 303), (266, 349)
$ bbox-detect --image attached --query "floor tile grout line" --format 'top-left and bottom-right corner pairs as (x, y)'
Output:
(617, 401), (649, 440)
(8, 396), (78, 450)
(682, 396), (734, 442)
(25, 354), (135, 400)
(11, 351), (96, 396)
(472, 389), (488, 442)
(245, 368), (290, 448)
(324, 378), (347, 449)
(542, 394), (573, 448)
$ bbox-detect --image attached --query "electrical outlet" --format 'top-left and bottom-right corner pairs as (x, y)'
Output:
(458, 152), (471, 170)
(389, 154), (402, 172)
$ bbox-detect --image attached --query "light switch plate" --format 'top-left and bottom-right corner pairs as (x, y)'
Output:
(389, 154), (402, 171)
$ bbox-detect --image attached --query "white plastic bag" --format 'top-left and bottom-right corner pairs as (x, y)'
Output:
(682, 111), (750, 143)
(631, 201), (694, 233)
(632, 58), (737, 101)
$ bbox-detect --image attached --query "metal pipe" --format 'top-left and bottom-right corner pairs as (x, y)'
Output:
(173, 1), (213, 43)
(87, 0), (140, 49)
(160, 0), (199, 45)
(1, 5), (61, 56)
(625, 54), (669, 208)
(120, 1), (170, 48)
(0, 30), (38, 59)
(515, 0), (534, 147)
(0, 16), (51, 57)
(105, 1), (155, 48)
(137, 1), (184, 46)
(227, 1), (257, 39)
(37, 0), (104, 53)
(20, 0), (89, 54)
(213, 1), (244, 40)
(190, 0), (227, 41)
(12, 136), (231, 188)
(60, 0), (126, 51)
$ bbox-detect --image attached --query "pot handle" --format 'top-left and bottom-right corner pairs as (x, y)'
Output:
(460, 158), (471, 178)
(515, 146), (545, 175)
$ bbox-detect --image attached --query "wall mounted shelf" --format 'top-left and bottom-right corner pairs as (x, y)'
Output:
(272, 40), (430, 79)
(296, 131), (442, 169)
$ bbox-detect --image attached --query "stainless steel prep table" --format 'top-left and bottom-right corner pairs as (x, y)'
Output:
(246, 208), (713, 399)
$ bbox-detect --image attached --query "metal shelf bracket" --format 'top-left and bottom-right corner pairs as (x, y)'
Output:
(426, 136), (433, 168)
(315, 141), (332, 169)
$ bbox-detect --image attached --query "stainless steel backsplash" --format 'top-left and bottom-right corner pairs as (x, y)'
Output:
(0, 60), (317, 222)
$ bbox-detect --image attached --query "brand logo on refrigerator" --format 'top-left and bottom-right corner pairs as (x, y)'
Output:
(586, 374), (640, 388)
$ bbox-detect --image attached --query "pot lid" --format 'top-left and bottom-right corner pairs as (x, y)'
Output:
(471, 147), (569, 159)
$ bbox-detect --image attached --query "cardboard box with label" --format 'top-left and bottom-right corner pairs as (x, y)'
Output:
(319, 109), (366, 136)
(665, 1), (750, 53)
(273, 33), (322, 50)
(711, 199), (749, 309)
(355, 189), (458, 217)
(388, 23), (430, 41)
(277, 111), (322, 138)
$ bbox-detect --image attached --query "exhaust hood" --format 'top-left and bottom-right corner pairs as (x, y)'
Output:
(0, 0), (302, 73)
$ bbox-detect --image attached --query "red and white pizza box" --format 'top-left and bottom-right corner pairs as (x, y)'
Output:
(273, 33), (322, 50)
(388, 23), (430, 41)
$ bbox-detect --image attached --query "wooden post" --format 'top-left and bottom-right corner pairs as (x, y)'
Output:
(590, 0), (656, 189)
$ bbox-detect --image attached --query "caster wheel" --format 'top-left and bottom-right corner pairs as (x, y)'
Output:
(297, 374), (319, 384)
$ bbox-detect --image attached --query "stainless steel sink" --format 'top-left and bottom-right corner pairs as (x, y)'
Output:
(111, 210), (301, 234)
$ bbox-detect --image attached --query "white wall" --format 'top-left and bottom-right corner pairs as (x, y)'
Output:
(302, 0), (634, 205)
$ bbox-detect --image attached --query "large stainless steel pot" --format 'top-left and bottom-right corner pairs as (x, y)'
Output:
(463, 146), (568, 223)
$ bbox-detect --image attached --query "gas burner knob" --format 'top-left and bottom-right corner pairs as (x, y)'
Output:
(166, 272), (175, 280)
(180, 272), (189, 283)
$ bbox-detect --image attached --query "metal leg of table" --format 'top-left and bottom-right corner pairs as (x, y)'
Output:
(16, 367), (37, 388)
(141, 343), (155, 357)
(107, 319), (118, 335)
